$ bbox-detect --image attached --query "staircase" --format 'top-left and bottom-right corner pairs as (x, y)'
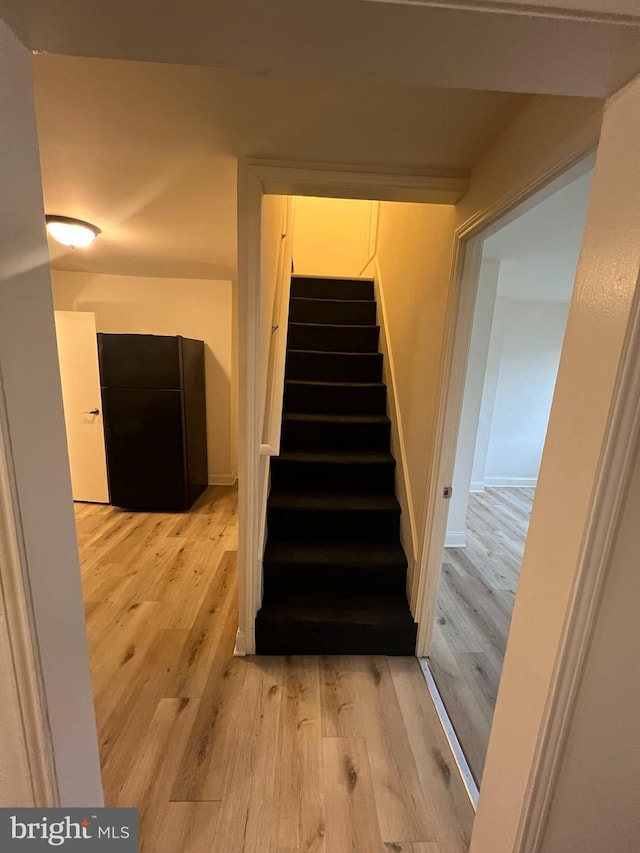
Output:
(255, 275), (418, 655)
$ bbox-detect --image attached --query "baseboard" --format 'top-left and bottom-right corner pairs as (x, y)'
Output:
(208, 473), (238, 486)
(445, 531), (466, 548)
(470, 480), (486, 493)
(419, 659), (479, 809)
(484, 476), (537, 488)
(233, 629), (246, 657)
(371, 257), (419, 597)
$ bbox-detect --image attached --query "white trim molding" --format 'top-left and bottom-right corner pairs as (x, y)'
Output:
(247, 159), (469, 204)
(444, 531), (466, 548)
(483, 476), (537, 488)
(0, 383), (58, 806)
(208, 473), (238, 486)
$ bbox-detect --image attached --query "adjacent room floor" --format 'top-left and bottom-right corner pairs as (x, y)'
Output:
(74, 486), (473, 852)
(429, 487), (534, 785)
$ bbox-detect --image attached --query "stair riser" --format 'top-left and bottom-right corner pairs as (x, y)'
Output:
(291, 278), (374, 301)
(284, 383), (387, 415)
(263, 564), (406, 597)
(270, 460), (395, 493)
(267, 508), (400, 541)
(281, 420), (391, 451)
(285, 351), (383, 383)
(289, 298), (377, 326)
(288, 323), (379, 353)
(255, 621), (417, 655)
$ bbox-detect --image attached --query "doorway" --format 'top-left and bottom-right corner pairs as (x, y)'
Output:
(426, 166), (594, 788)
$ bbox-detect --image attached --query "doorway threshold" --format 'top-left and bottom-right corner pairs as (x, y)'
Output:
(419, 658), (479, 809)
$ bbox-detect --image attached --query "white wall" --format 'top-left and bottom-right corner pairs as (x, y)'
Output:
(446, 259), (500, 544)
(292, 196), (377, 278)
(0, 19), (103, 806)
(540, 437), (640, 853)
(51, 271), (235, 483)
(481, 298), (569, 486)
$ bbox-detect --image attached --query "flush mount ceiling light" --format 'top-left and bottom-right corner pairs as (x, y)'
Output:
(45, 215), (101, 249)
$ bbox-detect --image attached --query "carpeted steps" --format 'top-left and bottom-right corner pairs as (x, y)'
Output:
(255, 274), (418, 655)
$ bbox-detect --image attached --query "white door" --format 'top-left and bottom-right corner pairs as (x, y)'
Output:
(54, 311), (109, 503)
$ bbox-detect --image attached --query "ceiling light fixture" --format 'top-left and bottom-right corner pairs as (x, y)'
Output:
(45, 215), (101, 249)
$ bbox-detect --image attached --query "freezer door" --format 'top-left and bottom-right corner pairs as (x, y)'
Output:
(98, 333), (181, 389)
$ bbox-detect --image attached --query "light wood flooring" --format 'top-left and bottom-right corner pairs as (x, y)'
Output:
(429, 487), (534, 786)
(75, 485), (474, 852)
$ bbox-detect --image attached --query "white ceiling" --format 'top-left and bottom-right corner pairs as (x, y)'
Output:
(24, 0), (640, 98)
(33, 54), (532, 279)
(484, 169), (594, 303)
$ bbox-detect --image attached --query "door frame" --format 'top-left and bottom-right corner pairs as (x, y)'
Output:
(0, 373), (59, 805)
(235, 159), (470, 655)
(413, 148), (598, 657)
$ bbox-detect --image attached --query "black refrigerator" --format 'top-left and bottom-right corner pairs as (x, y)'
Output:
(98, 333), (208, 511)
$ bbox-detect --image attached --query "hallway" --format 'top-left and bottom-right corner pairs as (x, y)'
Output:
(75, 487), (473, 852)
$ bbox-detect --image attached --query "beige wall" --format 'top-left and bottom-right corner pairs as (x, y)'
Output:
(540, 437), (640, 852)
(456, 95), (602, 231)
(293, 196), (377, 278)
(51, 271), (235, 482)
(375, 201), (457, 534)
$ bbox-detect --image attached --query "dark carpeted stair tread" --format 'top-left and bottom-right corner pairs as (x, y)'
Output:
(289, 321), (377, 332)
(270, 449), (396, 492)
(289, 297), (377, 326)
(285, 350), (383, 383)
(274, 449), (395, 465)
(280, 412), (392, 451)
(283, 412), (390, 425)
(285, 379), (385, 388)
(287, 348), (382, 357)
(291, 276), (374, 301)
(255, 594), (417, 654)
(291, 297), (374, 305)
(287, 322), (380, 353)
(258, 594), (414, 620)
(264, 538), (407, 568)
(268, 491), (401, 512)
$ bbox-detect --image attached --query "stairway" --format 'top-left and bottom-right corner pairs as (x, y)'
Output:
(255, 275), (418, 654)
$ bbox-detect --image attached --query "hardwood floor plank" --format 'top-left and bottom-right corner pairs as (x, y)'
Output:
(165, 551), (238, 699)
(431, 486), (533, 785)
(323, 737), (385, 853)
(388, 658), (474, 853)
(212, 658), (284, 853)
(320, 656), (434, 843)
(271, 657), (325, 853)
(168, 591), (239, 800)
(116, 696), (198, 847)
(152, 803), (221, 853)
